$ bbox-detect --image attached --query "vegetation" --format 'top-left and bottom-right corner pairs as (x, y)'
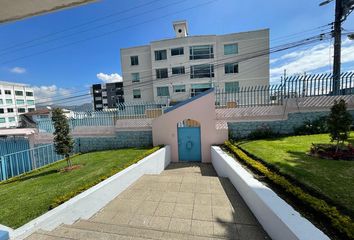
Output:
(327, 99), (352, 151)
(293, 116), (328, 135)
(0, 147), (159, 228)
(52, 108), (74, 167)
(225, 141), (354, 239)
(248, 124), (277, 140)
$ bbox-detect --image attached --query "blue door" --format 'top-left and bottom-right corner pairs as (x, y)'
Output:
(178, 127), (201, 162)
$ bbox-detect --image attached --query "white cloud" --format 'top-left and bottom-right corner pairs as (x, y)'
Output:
(32, 85), (72, 105)
(10, 66), (26, 74)
(270, 40), (354, 81)
(96, 73), (122, 83)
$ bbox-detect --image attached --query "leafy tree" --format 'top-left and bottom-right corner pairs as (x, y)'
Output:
(52, 108), (74, 167)
(327, 99), (352, 151)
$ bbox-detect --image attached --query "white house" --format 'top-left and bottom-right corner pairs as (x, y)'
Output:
(120, 20), (269, 103)
(0, 81), (35, 128)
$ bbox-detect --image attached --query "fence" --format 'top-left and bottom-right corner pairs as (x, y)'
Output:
(215, 72), (354, 108)
(0, 144), (70, 181)
(0, 137), (30, 156)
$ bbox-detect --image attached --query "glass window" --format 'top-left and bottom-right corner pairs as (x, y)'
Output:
(18, 108), (26, 113)
(26, 91), (34, 97)
(189, 45), (214, 60)
(157, 86), (170, 97)
(156, 68), (168, 79)
(5, 90), (11, 95)
(133, 89), (141, 99)
(172, 66), (185, 75)
(27, 100), (35, 105)
(0, 99), (3, 105)
(0, 109), (4, 114)
(6, 99), (12, 104)
(8, 117), (16, 122)
(132, 73), (140, 83)
(224, 62), (239, 74)
(190, 64), (214, 78)
(130, 56), (139, 66)
(171, 47), (184, 56)
(28, 108), (35, 112)
(0, 118), (5, 123)
(224, 43), (238, 55)
(173, 85), (186, 93)
(154, 50), (167, 61)
(225, 82), (240, 93)
(0, 90), (1, 94)
(16, 99), (25, 105)
(15, 90), (23, 96)
(7, 108), (14, 113)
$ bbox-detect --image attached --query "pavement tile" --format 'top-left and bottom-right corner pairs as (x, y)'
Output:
(236, 224), (269, 240)
(211, 194), (231, 207)
(161, 191), (179, 203)
(233, 207), (258, 225)
(148, 216), (171, 230)
(176, 192), (195, 205)
(173, 203), (193, 219)
(129, 214), (152, 227)
(194, 193), (212, 206)
(213, 222), (238, 239)
(212, 206), (235, 223)
(154, 202), (176, 217)
(169, 218), (192, 233)
(193, 205), (213, 221)
(135, 201), (159, 216)
(191, 220), (214, 236)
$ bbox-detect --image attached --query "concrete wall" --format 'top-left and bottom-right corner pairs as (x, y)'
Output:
(152, 90), (228, 163)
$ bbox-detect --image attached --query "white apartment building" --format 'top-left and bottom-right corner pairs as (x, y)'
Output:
(120, 20), (269, 103)
(0, 81), (35, 128)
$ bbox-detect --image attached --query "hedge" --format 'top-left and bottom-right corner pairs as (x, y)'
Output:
(224, 141), (354, 240)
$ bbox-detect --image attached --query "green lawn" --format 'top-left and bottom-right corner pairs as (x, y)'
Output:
(238, 133), (354, 215)
(0, 148), (153, 229)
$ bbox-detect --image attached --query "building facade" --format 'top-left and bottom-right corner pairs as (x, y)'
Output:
(120, 20), (269, 103)
(91, 82), (124, 110)
(0, 81), (35, 128)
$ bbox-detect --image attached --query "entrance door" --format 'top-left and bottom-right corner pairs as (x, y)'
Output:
(177, 120), (201, 162)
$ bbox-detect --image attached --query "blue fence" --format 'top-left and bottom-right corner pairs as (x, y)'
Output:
(0, 144), (69, 181)
(0, 137), (30, 156)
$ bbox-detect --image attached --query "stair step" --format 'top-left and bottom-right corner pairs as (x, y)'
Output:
(25, 231), (74, 240)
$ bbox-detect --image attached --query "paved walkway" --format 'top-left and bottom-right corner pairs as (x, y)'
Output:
(27, 163), (269, 240)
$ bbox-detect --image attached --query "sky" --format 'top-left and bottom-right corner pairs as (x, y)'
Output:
(0, 0), (353, 105)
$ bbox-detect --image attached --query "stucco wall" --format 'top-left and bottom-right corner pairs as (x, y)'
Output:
(152, 90), (227, 162)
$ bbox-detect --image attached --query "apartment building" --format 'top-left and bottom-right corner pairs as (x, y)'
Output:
(0, 81), (35, 128)
(91, 82), (124, 110)
(120, 20), (269, 103)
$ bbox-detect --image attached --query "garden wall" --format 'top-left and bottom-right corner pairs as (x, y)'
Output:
(228, 110), (354, 139)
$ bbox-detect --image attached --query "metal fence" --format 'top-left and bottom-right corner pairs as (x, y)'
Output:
(0, 144), (70, 181)
(215, 72), (354, 108)
(0, 137), (30, 156)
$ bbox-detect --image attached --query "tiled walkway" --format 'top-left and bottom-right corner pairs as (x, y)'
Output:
(27, 163), (269, 240)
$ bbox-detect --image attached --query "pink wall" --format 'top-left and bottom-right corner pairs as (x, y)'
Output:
(152, 91), (228, 163)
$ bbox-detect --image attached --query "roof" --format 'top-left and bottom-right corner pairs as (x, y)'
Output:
(0, 80), (29, 87)
(0, 128), (36, 136)
(22, 109), (50, 116)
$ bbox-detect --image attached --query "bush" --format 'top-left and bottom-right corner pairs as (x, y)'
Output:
(293, 116), (328, 135)
(248, 124), (277, 140)
(224, 141), (354, 239)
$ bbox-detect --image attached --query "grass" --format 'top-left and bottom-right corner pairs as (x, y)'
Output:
(0, 148), (154, 229)
(237, 133), (354, 215)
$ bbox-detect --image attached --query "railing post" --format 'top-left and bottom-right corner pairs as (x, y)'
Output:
(1, 156), (7, 181)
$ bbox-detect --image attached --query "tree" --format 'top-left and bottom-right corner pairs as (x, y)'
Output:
(327, 99), (352, 151)
(52, 108), (74, 167)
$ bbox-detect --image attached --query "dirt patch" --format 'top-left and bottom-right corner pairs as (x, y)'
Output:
(59, 165), (82, 173)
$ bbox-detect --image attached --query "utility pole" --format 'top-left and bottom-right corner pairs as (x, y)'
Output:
(333, 0), (342, 95)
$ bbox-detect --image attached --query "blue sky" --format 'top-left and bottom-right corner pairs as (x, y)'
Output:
(0, 0), (353, 104)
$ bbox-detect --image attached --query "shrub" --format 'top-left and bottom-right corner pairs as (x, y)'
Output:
(224, 141), (354, 239)
(293, 116), (328, 135)
(248, 124), (277, 140)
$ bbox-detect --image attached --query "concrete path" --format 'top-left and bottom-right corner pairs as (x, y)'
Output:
(26, 163), (269, 240)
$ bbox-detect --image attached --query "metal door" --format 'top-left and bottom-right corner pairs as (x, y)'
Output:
(177, 127), (201, 162)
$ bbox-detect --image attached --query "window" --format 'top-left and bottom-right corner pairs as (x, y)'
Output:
(173, 85), (186, 93)
(133, 89), (141, 99)
(157, 86), (170, 97)
(6, 99), (12, 104)
(28, 108), (35, 112)
(130, 56), (139, 65)
(189, 45), (214, 60)
(0, 99), (2, 105)
(190, 64), (214, 78)
(27, 100), (35, 105)
(5, 90), (11, 95)
(154, 50), (167, 61)
(224, 62), (239, 74)
(224, 43), (238, 55)
(172, 66), (185, 75)
(15, 90), (23, 96)
(225, 82), (240, 93)
(156, 68), (168, 79)
(7, 108), (14, 113)
(0, 118), (5, 123)
(0, 109), (4, 114)
(0, 90), (1, 94)
(18, 108), (26, 113)
(16, 99), (25, 105)
(26, 91), (34, 97)
(171, 47), (184, 56)
(8, 117), (16, 122)
(132, 73), (140, 83)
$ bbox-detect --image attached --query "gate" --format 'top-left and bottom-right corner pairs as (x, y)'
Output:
(177, 119), (201, 162)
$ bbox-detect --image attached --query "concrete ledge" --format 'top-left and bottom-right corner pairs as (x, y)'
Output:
(3, 146), (171, 240)
(211, 146), (329, 240)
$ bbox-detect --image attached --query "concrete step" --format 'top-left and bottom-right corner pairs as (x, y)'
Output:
(25, 231), (75, 240)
